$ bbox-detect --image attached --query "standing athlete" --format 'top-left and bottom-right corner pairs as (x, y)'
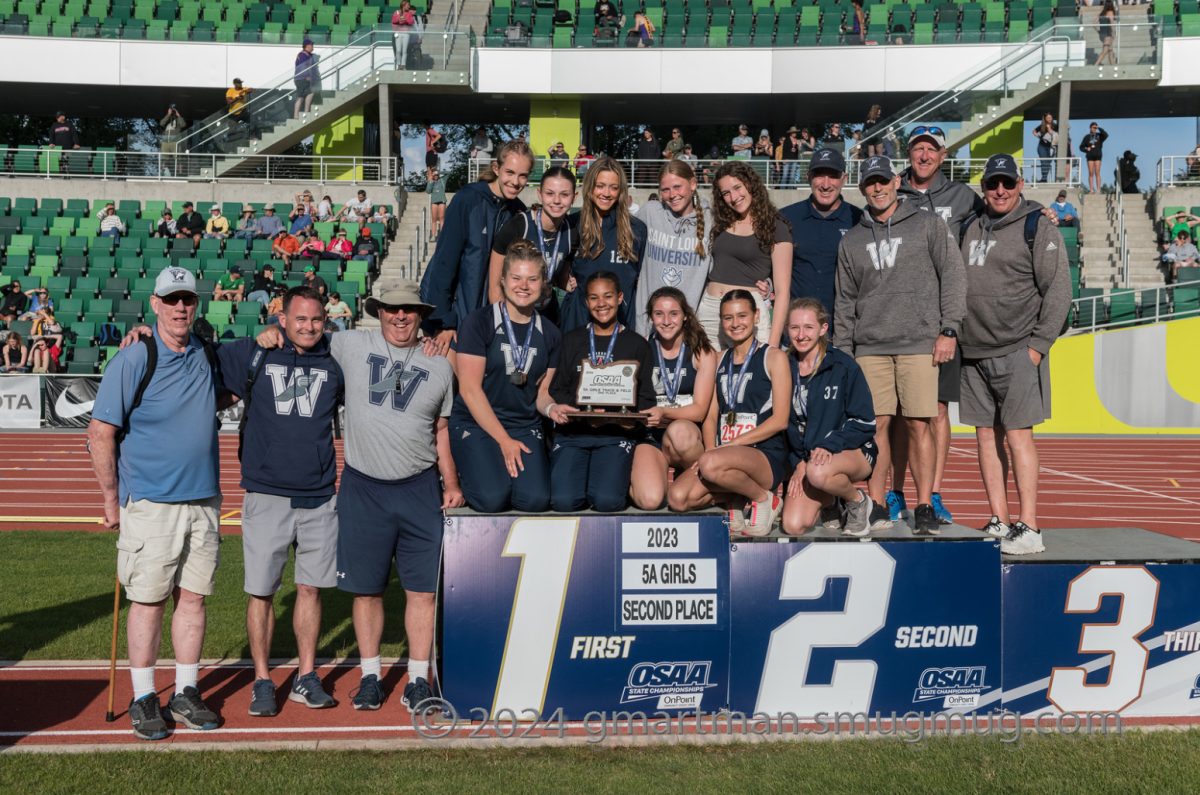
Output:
(89, 266), (226, 741)
(259, 280), (464, 712)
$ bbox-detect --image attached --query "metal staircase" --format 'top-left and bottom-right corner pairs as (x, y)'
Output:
(859, 17), (1161, 154)
(177, 24), (473, 179)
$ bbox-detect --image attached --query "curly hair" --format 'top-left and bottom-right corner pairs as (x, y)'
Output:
(579, 156), (636, 262)
(711, 161), (785, 255)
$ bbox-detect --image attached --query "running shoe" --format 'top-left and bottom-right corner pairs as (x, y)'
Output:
(819, 501), (843, 531)
(913, 503), (941, 536)
(1002, 522), (1046, 556)
(248, 677), (277, 717)
(841, 489), (872, 538)
(744, 494), (782, 537)
(168, 686), (219, 730)
(289, 671), (336, 709)
(886, 489), (908, 522)
(869, 500), (893, 531)
(402, 676), (436, 716)
(727, 505), (749, 537)
(981, 516), (1012, 539)
(129, 693), (169, 741)
(931, 492), (954, 525)
(351, 674), (384, 711)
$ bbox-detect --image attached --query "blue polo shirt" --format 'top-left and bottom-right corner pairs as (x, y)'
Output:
(92, 328), (221, 505)
(780, 196), (863, 327)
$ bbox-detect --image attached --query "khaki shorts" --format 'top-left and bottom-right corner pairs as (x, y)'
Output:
(117, 496), (222, 603)
(856, 354), (939, 418)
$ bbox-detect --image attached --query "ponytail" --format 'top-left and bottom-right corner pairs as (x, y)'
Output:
(482, 140), (535, 184)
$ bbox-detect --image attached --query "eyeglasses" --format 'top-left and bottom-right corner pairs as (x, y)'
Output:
(911, 126), (945, 138)
(983, 176), (1018, 191)
(158, 293), (198, 306)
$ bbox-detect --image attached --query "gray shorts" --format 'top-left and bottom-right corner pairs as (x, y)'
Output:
(241, 492), (338, 597)
(960, 348), (1051, 430)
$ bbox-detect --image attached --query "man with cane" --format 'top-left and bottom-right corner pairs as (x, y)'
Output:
(88, 266), (226, 741)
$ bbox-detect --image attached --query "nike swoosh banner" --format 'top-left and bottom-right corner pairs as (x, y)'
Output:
(43, 375), (99, 428)
(0, 375), (42, 428)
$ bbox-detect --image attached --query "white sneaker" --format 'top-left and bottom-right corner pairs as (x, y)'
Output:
(981, 515), (1012, 539)
(744, 494), (782, 537)
(841, 490), (872, 537)
(727, 505), (749, 537)
(1001, 522), (1046, 555)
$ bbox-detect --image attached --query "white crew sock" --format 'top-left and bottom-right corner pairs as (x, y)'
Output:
(408, 659), (429, 682)
(130, 666), (156, 700)
(361, 656), (382, 681)
(175, 662), (199, 695)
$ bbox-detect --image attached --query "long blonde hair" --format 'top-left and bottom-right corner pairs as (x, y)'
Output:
(579, 156), (636, 262)
(659, 159), (706, 258)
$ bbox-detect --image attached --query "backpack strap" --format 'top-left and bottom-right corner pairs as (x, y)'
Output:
(120, 336), (158, 443)
(236, 344), (269, 461)
(958, 210), (1040, 256)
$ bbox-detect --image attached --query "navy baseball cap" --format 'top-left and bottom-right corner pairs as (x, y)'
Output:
(858, 155), (896, 185)
(809, 147), (846, 175)
(982, 153), (1020, 181)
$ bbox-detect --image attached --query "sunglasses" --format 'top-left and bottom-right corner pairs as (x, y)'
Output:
(983, 176), (1018, 191)
(911, 126), (945, 138)
(158, 293), (198, 306)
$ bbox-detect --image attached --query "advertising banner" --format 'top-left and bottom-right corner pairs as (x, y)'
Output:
(0, 375), (42, 428)
(42, 376), (99, 428)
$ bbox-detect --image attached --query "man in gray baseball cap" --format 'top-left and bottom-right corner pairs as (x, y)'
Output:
(257, 278), (462, 714)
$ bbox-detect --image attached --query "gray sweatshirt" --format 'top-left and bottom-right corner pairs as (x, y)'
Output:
(834, 199), (967, 356)
(633, 198), (715, 337)
(958, 199), (1071, 359)
(898, 169), (985, 238)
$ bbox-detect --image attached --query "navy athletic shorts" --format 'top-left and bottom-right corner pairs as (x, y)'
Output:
(336, 464), (444, 594)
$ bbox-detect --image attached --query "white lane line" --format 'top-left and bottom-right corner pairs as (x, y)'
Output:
(1038, 466), (1200, 507)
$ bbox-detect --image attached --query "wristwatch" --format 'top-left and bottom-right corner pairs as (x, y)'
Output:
(939, 327), (957, 338)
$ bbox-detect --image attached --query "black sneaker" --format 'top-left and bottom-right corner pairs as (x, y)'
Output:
(248, 677), (277, 717)
(401, 676), (436, 716)
(818, 502), (843, 531)
(129, 693), (169, 741)
(868, 500), (893, 531)
(913, 503), (941, 536)
(168, 686), (219, 730)
(351, 673), (384, 711)
(289, 671), (336, 709)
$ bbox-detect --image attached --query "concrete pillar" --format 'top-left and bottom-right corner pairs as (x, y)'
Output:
(1057, 81), (1072, 186)
(379, 85), (392, 163)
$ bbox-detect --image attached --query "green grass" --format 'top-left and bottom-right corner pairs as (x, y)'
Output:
(2, 733), (1200, 792)
(0, 531), (409, 661)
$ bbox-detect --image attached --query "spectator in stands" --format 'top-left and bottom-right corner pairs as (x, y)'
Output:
(845, 0), (866, 44)
(847, 130), (864, 160)
(19, 286), (53, 321)
(575, 144), (597, 175)
(226, 78), (255, 139)
(424, 122), (442, 179)
(426, 167), (447, 241)
(1049, 190), (1078, 227)
(302, 264), (328, 297)
(780, 126), (803, 187)
(295, 190), (317, 216)
(353, 226), (380, 270)
(1096, 2), (1117, 66)
(677, 143), (697, 166)
(1186, 145), (1200, 181)
(176, 202), (205, 244)
(548, 142), (570, 170)
(294, 39), (317, 119)
(370, 205), (392, 227)
(289, 203), (314, 235)
(1163, 229), (1199, 283)
(1033, 113), (1059, 183)
(663, 127), (685, 160)
(247, 263), (278, 306)
(862, 105), (883, 157)
(297, 231), (327, 266)
(1118, 150), (1140, 193)
(234, 206), (260, 241)
(817, 123), (845, 155)
(957, 153), (1071, 555)
(0, 280), (26, 322)
(631, 10), (655, 47)
(156, 209), (177, 238)
(50, 111), (81, 150)
(338, 190), (372, 224)
(731, 124), (753, 159)
(2, 332), (28, 372)
(595, 0), (618, 27)
(273, 230), (302, 267)
(97, 203), (126, 238)
(160, 105), (186, 175)
(470, 127), (493, 165)
(213, 264), (245, 302)
(797, 127), (817, 157)
(265, 285), (285, 323)
(256, 205), (284, 239)
(33, 307), (63, 350)
(316, 194), (335, 222)
(325, 292), (353, 331)
(636, 127), (661, 184)
(393, 0), (418, 70)
(28, 334), (53, 373)
(1080, 122), (1109, 193)
(753, 129), (773, 160)
(205, 206), (231, 239)
(1162, 209), (1200, 244)
(324, 229), (353, 261)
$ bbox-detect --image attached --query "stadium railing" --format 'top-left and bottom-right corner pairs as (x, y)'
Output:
(1068, 278), (1200, 336)
(467, 155), (1084, 189)
(0, 150), (398, 184)
(1157, 155), (1200, 187)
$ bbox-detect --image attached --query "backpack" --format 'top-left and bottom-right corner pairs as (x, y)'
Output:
(97, 322), (123, 346)
(121, 334), (219, 442)
(959, 210), (1040, 254)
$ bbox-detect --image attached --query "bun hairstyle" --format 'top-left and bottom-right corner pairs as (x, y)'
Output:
(646, 286), (713, 356)
(501, 239), (547, 281)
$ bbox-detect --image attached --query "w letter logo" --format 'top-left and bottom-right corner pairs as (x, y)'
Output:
(866, 238), (903, 271)
(968, 240), (997, 268)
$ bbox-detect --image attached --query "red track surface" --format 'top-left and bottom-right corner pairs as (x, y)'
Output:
(1, 432), (1196, 539)
(1, 431), (1197, 750)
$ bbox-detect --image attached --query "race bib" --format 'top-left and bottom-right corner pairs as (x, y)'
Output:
(656, 394), (694, 408)
(719, 412), (758, 444)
